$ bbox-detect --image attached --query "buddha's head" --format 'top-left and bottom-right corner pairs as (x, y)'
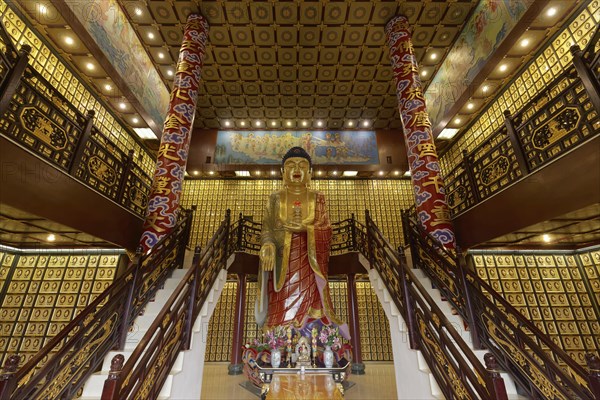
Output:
(282, 147), (312, 188)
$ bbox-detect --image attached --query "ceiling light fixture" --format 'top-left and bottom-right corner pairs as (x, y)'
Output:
(362, 120), (369, 127)
(119, 102), (127, 110)
(86, 62), (95, 70)
(331, 171), (338, 176)
(167, 69), (174, 76)
(438, 128), (459, 140)
(394, 171), (400, 176)
(193, 170), (199, 176)
(270, 170), (276, 176)
(542, 233), (552, 243)
(317, 171), (322, 176)
(482, 85), (489, 93)
(348, 121), (354, 127)
(38, 4), (48, 15)
(342, 171), (358, 177)
(454, 118), (462, 124)
(546, 7), (557, 17)
(286, 121), (292, 127)
(467, 103), (474, 110)
(255, 171), (261, 176)
(421, 70), (427, 77)
(64, 36), (75, 45)
(224, 120), (230, 127)
(520, 38), (530, 47)
(104, 84), (112, 91)
(271, 121), (276, 127)
(317, 121), (323, 127)
(255, 120), (261, 126)
(378, 171), (385, 176)
(240, 121), (246, 126)
(208, 171), (215, 176)
(147, 32), (155, 39)
(430, 53), (437, 60)
(132, 117), (139, 124)
(302, 121), (307, 127)
(134, 7), (143, 16)
(499, 64), (508, 72)
(134, 128), (157, 139)
(47, 233), (56, 242)
(158, 52), (164, 59)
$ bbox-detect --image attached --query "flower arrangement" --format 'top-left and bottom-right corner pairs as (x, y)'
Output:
(265, 325), (287, 350)
(319, 325), (341, 350)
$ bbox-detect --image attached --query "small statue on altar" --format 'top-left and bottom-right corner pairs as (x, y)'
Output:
(295, 336), (311, 367)
(255, 146), (350, 340)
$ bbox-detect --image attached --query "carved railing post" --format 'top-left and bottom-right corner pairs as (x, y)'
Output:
(586, 353), (600, 399)
(400, 210), (418, 269)
(484, 353), (508, 400)
(184, 245), (202, 350)
(116, 149), (135, 201)
(223, 209), (231, 263)
(101, 354), (125, 400)
(0, 355), (20, 400)
(365, 210), (374, 267)
(456, 247), (482, 349)
(117, 247), (143, 349)
(69, 110), (96, 174)
(0, 43), (30, 117)
(461, 149), (482, 203)
(346, 273), (365, 374)
(503, 110), (530, 175)
(228, 273), (247, 375)
(398, 247), (418, 350)
(571, 44), (600, 114)
(350, 213), (356, 250)
(236, 212), (244, 252)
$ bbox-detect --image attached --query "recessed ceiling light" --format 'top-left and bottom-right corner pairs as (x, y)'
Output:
(64, 36), (75, 46)
(147, 32), (155, 39)
(499, 64), (508, 72)
(193, 170), (199, 176)
(362, 120), (369, 127)
(342, 171), (358, 177)
(134, 7), (143, 16)
(208, 171), (215, 175)
(240, 121), (246, 126)
(86, 62), (95, 70)
(255, 120), (261, 126)
(119, 102), (127, 110)
(255, 171), (261, 175)
(430, 53), (437, 60)
(104, 84), (112, 91)
(482, 85), (489, 93)
(132, 117), (139, 124)
(467, 103), (474, 110)
(38, 4), (48, 14)
(317, 171), (322, 176)
(438, 128), (459, 140)
(520, 38), (530, 47)
(378, 171), (385, 176)
(394, 171), (400, 176)
(317, 121), (323, 127)
(546, 7), (557, 17)
(286, 121), (292, 127)
(167, 69), (174, 76)
(158, 52), (164, 59)
(224, 121), (230, 127)
(348, 121), (354, 127)
(454, 118), (462, 124)
(302, 121), (307, 127)
(421, 70), (427, 77)
(46, 233), (56, 242)
(271, 121), (277, 127)
(542, 233), (552, 242)
(134, 128), (156, 139)
(270, 170), (276, 175)
(332, 171), (338, 176)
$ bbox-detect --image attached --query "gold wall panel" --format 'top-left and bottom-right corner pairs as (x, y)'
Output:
(181, 179), (414, 249)
(473, 247), (600, 368)
(440, 1), (600, 175)
(206, 278), (393, 362)
(0, 250), (120, 366)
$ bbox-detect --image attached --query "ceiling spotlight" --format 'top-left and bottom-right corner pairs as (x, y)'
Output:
(542, 233), (552, 243)
(347, 121), (354, 127)
(64, 36), (75, 46)
(430, 53), (437, 60)
(317, 121), (323, 127)
(421, 70), (427, 77)
(499, 64), (508, 72)
(255, 120), (261, 126)
(520, 38), (530, 47)
(378, 171), (385, 176)
(147, 32), (155, 39)
(224, 120), (230, 127)
(454, 118), (462, 124)
(134, 7), (143, 16)
(331, 171), (338, 176)
(482, 85), (489, 93)
(467, 103), (474, 110)
(208, 171), (215, 175)
(38, 4), (48, 14)
(302, 120), (307, 127)
(158, 52), (164, 59)
(546, 7), (557, 17)
(317, 171), (322, 176)
(362, 120), (369, 127)
(85, 62), (95, 70)
(46, 233), (56, 242)
(394, 171), (400, 176)
(132, 117), (139, 124)
(104, 84), (112, 91)
(286, 121), (292, 127)
(240, 121), (246, 126)
(193, 170), (199, 176)
(271, 121), (277, 127)
(270, 170), (276, 175)
(167, 69), (174, 76)
(255, 171), (261, 175)
(119, 102), (127, 110)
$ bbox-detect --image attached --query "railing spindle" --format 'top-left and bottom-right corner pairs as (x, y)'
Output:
(69, 110), (96, 174)
(101, 354), (125, 400)
(117, 247), (143, 350)
(456, 247), (482, 349)
(398, 247), (419, 350)
(503, 110), (530, 175)
(183, 246), (202, 350)
(484, 353), (509, 400)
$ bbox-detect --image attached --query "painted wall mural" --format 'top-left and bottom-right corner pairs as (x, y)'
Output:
(424, 0), (532, 127)
(63, 0), (170, 130)
(214, 131), (380, 165)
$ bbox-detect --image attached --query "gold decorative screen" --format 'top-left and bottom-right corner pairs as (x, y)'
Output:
(440, 1), (600, 174)
(206, 277), (393, 362)
(473, 248), (600, 368)
(0, 251), (120, 366)
(181, 179), (414, 249)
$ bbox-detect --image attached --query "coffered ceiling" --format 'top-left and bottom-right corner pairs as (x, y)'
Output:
(16, 0), (581, 146)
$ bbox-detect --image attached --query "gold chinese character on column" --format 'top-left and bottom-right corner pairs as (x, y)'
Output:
(413, 111), (431, 127)
(430, 204), (451, 227)
(417, 143), (437, 158)
(157, 143), (180, 161)
(145, 213), (166, 233)
(423, 175), (443, 193)
(151, 176), (171, 195)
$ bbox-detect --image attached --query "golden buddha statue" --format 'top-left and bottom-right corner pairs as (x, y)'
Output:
(255, 147), (349, 340)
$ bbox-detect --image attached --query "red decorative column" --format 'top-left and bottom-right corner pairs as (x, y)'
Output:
(228, 273), (247, 375)
(347, 273), (365, 374)
(385, 15), (456, 248)
(140, 14), (209, 252)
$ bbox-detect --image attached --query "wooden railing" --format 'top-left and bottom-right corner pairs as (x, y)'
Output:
(100, 210), (231, 400)
(0, 210), (193, 400)
(444, 28), (600, 217)
(0, 29), (152, 219)
(403, 211), (600, 399)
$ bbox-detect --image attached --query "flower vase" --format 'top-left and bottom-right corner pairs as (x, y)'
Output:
(271, 349), (281, 368)
(324, 345), (334, 368)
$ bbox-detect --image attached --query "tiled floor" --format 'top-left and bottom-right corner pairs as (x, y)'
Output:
(200, 362), (397, 400)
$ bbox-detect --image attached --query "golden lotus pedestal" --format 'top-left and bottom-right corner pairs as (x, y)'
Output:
(257, 366), (347, 399)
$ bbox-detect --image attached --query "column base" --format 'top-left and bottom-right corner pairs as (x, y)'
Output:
(351, 362), (366, 375)
(228, 363), (243, 375)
